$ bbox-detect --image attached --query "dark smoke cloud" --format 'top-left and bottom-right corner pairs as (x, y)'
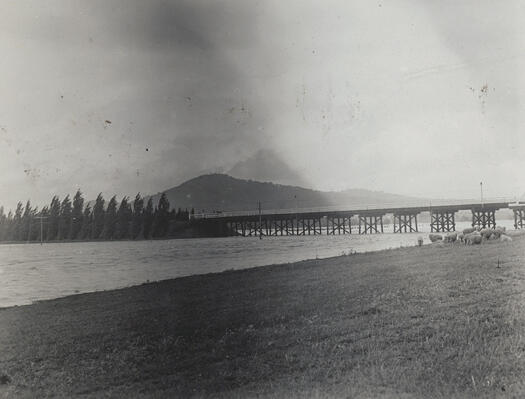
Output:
(3, 0), (285, 205)
(117, 0), (276, 188)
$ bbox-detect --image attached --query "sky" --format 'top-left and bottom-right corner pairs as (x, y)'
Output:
(0, 1), (524, 209)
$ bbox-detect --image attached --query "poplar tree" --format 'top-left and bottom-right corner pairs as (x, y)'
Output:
(58, 195), (72, 240)
(103, 196), (118, 240)
(116, 196), (132, 239)
(38, 206), (49, 242)
(47, 196), (60, 241)
(27, 205), (39, 242)
(131, 193), (144, 239)
(80, 204), (93, 240)
(0, 206), (6, 241)
(21, 200), (32, 241)
(11, 202), (24, 241)
(153, 193), (170, 238)
(71, 190), (84, 240)
(92, 193), (105, 239)
(143, 198), (154, 239)
(5, 211), (13, 241)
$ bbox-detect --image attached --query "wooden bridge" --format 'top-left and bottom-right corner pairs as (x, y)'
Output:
(192, 200), (525, 237)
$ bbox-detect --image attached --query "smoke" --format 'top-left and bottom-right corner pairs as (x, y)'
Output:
(0, 0), (285, 207)
(125, 0), (276, 185)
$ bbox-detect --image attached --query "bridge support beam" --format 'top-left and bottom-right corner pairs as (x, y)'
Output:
(298, 217), (323, 235)
(263, 219), (272, 236)
(238, 220), (245, 236)
(282, 219), (293, 235)
(272, 219), (285, 236)
(393, 212), (418, 233)
(358, 214), (384, 234)
(430, 210), (456, 232)
(245, 220), (258, 237)
(514, 208), (525, 229)
(226, 221), (241, 236)
(326, 216), (351, 235)
(254, 219), (270, 237)
(471, 208), (496, 229)
(281, 218), (295, 235)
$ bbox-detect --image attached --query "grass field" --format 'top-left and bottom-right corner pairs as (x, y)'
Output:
(0, 235), (525, 397)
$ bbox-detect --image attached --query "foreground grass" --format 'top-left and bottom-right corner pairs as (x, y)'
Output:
(1, 237), (525, 397)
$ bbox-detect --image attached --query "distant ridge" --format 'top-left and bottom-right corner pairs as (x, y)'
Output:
(148, 174), (423, 213)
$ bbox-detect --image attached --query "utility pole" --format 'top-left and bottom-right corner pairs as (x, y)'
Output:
(34, 216), (47, 245)
(294, 195), (298, 235)
(480, 181), (484, 209)
(258, 201), (262, 240)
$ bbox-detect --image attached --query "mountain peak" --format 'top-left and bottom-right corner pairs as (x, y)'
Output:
(227, 149), (309, 187)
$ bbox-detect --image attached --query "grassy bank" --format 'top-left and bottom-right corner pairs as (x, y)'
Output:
(1, 237), (525, 397)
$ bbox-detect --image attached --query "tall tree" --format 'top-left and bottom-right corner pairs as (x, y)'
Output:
(37, 206), (49, 243)
(102, 196), (118, 240)
(0, 206), (6, 241)
(92, 193), (105, 239)
(131, 193), (144, 239)
(175, 207), (189, 221)
(153, 193), (170, 238)
(47, 196), (60, 241)
(27, 206), (39, 242)
(116, 197), (132, 239)
(71, 190), (84, 240)
(58, 195), (72, 240)
(21, 200), (32, 241)
(5, 210), (13, 241)
(80, 204), (93, 240)
(143, 198), (154, 239)
(12, 202), (24, 241)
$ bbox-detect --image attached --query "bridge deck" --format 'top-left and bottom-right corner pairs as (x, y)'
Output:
(195, 201), (513, 222)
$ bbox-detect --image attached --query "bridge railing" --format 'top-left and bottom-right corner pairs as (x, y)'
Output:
(192, 196), (519, 220)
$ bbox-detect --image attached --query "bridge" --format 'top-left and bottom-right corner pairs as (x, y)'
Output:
(191, 199), (525, 237)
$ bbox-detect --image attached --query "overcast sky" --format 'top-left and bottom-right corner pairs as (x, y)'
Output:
(0, 1), (524, 209)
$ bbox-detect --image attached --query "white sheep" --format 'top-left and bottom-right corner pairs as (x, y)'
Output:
(464, 231), (482, 245)
(500, 234), (513, 243)
(429, 233), (443, 243)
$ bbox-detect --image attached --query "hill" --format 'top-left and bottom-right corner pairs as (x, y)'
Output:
(227, 149), (309, 187)
(148, 174), (423, 213)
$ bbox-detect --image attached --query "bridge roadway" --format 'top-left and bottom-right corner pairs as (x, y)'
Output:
(193, 199), (525, 236)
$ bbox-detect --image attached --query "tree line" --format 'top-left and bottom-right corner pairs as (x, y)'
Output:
(0, 191), (194, 242)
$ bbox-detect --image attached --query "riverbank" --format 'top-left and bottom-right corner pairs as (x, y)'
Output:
(0, 236), (525, 397)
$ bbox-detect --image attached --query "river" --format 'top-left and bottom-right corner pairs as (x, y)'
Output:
(0, 220), (516, 307)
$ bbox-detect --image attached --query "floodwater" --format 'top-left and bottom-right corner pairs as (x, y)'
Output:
(0, 220), (516, 307)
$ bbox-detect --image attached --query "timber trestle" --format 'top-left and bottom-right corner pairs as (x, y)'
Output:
(513, 207), (525, 229)
(208, 200), (515, 237)
(393, 212), (418, 233)
(430, 210), (456, 232)
(326, 216), (351, 235)
(358, 214), (384, 234)
(471, 206), (499, 229)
